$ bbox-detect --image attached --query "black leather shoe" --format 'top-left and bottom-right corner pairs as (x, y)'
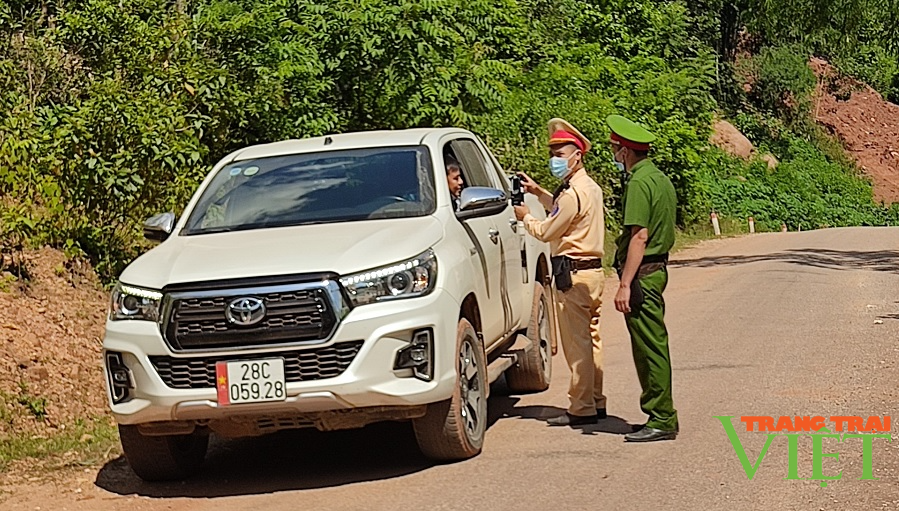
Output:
(629, 423), (678, 433)
(546, 413), (598, 427)
(596, 408), (607, 419)
(624, 426), (677, 442)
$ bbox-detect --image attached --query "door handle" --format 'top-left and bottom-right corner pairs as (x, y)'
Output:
(488, 228), (500, 243)
(508, 218), (518, 231)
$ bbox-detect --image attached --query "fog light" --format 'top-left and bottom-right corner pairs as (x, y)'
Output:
(394, 329), (433, 381)
(410, 348), (426, 363)
(105, 352), (134, 404)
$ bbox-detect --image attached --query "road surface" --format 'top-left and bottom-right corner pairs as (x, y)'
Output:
(5, 227), (899, 510)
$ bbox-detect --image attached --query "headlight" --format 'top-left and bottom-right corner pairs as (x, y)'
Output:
(109, 283), (163, 322)
(339, 250), (437, 306)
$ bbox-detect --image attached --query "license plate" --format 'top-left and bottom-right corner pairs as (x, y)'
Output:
(215, 358), (286, 406)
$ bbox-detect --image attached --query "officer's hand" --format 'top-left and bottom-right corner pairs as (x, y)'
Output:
(517, 173), (541, 195)
(513, 204), (529, 221)
(614, 284), (631, 314)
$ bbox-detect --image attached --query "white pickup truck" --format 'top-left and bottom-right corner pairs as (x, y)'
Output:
(103, 128), (558, 480)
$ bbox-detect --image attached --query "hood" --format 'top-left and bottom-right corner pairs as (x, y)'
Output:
(120, 216), (445, 290)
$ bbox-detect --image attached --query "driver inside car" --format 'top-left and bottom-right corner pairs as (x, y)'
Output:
(445, 157), (464, 210)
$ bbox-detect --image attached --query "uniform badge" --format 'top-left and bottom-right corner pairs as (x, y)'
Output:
(550, 203), (560, 216)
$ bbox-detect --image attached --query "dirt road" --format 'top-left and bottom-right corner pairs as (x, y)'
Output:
(5, 227), (899, 511)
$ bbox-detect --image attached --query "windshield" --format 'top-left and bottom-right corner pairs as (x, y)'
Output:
(184, 146), (436, 235)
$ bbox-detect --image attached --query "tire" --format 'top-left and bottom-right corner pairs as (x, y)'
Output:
(118, 425), (209, 481)
(413, 318), (488, 461)
(505, 282), (553, 393)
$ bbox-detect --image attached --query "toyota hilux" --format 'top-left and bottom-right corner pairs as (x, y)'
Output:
(102, 128), (558, 480)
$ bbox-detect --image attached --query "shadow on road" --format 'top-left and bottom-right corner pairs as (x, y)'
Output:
(671, 248), (899, 274)
(95, 380), (566, 498)
(95, 421), (434, 498)
(489, 385), (635, 437)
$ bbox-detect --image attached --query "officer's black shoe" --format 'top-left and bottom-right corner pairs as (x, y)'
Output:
(629, 423), (679, 433)
(546, 413), (598, 427)
(596, 408), (607, 419)
(624, 426), (677, 442)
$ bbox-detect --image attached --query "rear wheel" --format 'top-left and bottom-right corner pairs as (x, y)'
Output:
(413, 318), (487, 461)
(118, 425), (208, 481)
(505, 282), (553, 393)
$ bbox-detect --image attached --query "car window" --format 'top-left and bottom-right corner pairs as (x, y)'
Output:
(483, 144), (510, 195)
(451, 139), (496, 188)
(184, 146), (436, 235)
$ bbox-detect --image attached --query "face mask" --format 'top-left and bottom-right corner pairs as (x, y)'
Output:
(549, 153), (577, 179)
(613, 148), (626, 174)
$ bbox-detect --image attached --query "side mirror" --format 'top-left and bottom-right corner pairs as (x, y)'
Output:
(456, 187), (508, 220)
(143, 212), (176, 242)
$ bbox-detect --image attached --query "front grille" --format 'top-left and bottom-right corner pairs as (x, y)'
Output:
(165, 286), (339, 351)
(149, 341), (365, 389)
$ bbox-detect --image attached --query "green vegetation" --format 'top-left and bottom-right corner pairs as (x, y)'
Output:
(2, 0), (899, 470)
(702, 115), (899, 231)
(15, 382), (48, 422)
(0, 0), (897, 283)
(0, 415), (120, 472)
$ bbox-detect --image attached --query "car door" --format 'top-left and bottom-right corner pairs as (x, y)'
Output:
(482, 138), (533, 328)
(447, 138), (508, 345)
(471, 138), (528, 331)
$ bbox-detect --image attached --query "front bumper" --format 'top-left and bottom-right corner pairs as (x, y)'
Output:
(103, 288), (461, 426)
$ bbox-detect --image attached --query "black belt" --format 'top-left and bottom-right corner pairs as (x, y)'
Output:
(570, 258), (603, 270)
(642, 253), (669, 264)
(613, 253), (669, 271)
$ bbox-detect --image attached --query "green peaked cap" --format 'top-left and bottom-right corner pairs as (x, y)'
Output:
(607, 115), (656, 145)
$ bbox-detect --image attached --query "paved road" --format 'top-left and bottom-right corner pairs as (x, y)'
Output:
(8, 227), (899, 510)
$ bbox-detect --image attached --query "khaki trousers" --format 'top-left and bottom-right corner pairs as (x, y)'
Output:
(557, 268), (606, 416)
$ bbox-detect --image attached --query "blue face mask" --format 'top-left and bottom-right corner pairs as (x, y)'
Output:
(613, 148), (626, 174)
(549, 154), (575, 178)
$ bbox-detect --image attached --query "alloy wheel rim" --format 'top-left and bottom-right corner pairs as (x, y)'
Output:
(459, 338), (484, 442)
(538, 294), (551, 379)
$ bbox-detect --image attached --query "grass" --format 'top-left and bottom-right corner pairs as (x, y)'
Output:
(14, 382), (48, 422)
(0, 273), (17, 293)
(0, 416), (121, 474)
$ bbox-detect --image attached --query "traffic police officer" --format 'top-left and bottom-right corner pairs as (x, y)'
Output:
(609, 114), (679, 442)
(514, 118), (607, 426)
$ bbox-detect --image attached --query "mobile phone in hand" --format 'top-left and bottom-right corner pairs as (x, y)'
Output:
(511, 175), (524, 205)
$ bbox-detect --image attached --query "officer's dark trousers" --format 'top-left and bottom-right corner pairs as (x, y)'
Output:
(625, 268), (678, 431)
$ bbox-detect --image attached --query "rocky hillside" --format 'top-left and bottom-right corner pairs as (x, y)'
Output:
(0, 249), (109, 438)
(811, 57), (899, 204)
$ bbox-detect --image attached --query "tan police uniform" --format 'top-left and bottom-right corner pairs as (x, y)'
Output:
(522, 119), (606, 418)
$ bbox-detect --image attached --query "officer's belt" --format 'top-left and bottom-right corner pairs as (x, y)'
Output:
(636, 253), (668, 278)
(614, 253), (669, 275)
(642, 253), (669, 264)
(569, 258), (603, 271)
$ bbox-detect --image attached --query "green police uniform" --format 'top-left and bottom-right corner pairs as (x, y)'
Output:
(610, 115), (679, 433)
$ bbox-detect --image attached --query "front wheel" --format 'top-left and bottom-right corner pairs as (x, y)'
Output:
(118, 425), (209, 481)
(413, 318), (488, 461)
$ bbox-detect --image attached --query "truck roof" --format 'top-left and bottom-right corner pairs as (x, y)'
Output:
(230, 127), (472, 161)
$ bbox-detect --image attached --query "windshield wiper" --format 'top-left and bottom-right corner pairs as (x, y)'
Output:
(184, 224), (258, 235)
(185, 216), (373, 235)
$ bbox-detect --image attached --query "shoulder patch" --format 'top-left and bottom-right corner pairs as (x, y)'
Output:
(550, 203), (560, 216)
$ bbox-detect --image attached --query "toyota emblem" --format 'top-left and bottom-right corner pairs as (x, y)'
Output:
(225, 297), (266, 326)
